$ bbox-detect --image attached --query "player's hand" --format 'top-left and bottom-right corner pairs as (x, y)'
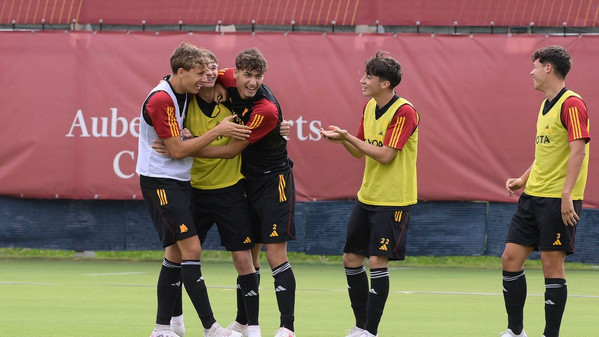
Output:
(505, 178), (525, 197)
(215, 115), (251, 140)
(561, 194), (579, 226)
(151, 139), (172, 157)
(280, 120), (291, 137)
(181, 128), (194, 140)
(320, 125), (347, 142)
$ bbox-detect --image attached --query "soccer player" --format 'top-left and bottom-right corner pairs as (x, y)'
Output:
(191, 48), (297, 337)
(320, 51), (419, 337)
(181, 49), (262, 337)
(137, 43), (249, 337)
(500, 45), (590, 337)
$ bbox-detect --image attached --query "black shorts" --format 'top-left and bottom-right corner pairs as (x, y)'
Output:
(506, 193), (580, 255)
(140, 175), (198, 248)
(344, 201), (411, 261)
(192, 179), (254, 251)
(246, 170), (296, 244)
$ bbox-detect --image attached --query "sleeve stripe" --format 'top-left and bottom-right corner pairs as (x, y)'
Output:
(389, 116), (405, 148)
(248, 114), (264, 129)
(167, 107), (180, 137)
(569, 106), (582, 139)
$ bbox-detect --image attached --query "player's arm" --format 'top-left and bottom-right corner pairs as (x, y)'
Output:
(505, 164), (533, 197)
(156, 115), (250, 159)
(192, 138), (249, 159)
(560, 97), (590, 225)
(320, 112), (365, 158)
(321, 126), (394, 161)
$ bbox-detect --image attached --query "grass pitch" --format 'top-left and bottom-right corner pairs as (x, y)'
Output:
(0, 254), (597, 336)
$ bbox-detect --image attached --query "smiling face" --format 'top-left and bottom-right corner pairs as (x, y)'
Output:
(201, 61), (219, 89)
(177, 64), (208, 94)
(530, 59), (549, 92)
(234, 68), (264, 99)
(360, 72), (387, 98)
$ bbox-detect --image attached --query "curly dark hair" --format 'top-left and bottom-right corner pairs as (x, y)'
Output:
(532, 45), (572, 79)
(235, 48), (268, 75)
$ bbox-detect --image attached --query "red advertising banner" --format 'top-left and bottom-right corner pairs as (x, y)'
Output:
(0, 32), (596, 207)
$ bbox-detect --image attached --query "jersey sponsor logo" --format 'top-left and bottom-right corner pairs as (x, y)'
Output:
(552, 233), (562, 246)
(365, 139), (383, 147)
(243, 237), (252, 244)
(278, 174), (287, 202)
(270, 224), (279, 237)
(180, 224), (189, 233)
(536, 135), (550, 144)
(157, 189), (168, 205)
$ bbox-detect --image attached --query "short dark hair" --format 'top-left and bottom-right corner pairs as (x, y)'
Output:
(365, 51), (402, 88)
(235, 48), (268, 75)
(169, 42), (208, 73)
(532, 45), (571, 79)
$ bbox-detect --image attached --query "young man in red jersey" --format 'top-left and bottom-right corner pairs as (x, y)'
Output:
(499, 45), (590, 337)
(320, 51), (420, 337)
(191, 48), (297, 337)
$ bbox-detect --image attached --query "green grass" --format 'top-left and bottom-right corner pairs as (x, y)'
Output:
(0, 251), (597, 336)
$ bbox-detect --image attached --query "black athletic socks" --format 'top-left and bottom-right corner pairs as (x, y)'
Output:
(502, 270), (527, 335)
(272, 262), (295, 331)
(345, 265), (368, 328)
(181, 260), (216, 329)
(156, 258), (181, 325)
(239, 272), (260, 325)
(172, 270), (183, 317)
(234, 275), (248, 325)
(543, 278), (567, 337)
(235, 267), (261, 325)
(365, 267), (389, 336)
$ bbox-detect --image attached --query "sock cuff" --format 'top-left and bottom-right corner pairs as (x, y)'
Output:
(272, 262), (291, 276)
(239, 272), (258, 282)
(163, 258), (181, 269)
(545, 278), (567, 288)
(370, 267), (389, 279)
(181, 260), (201, 267)
(345, 265), (366, 276)
(502, 270), (525, 281)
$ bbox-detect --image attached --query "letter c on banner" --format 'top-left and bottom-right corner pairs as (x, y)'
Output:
(113, 150), (135, 179)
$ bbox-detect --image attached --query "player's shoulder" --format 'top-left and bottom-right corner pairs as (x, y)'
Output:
(147, 90), (173, 104)
(253, 98), (278, 118)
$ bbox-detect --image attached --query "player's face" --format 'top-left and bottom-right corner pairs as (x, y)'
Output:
(360, 73), (384, 97)
(530, 59), (548, 91)
(234, 68), (264, 99)
(181, 65), (208, 94)
(201, 62), (219, 88)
